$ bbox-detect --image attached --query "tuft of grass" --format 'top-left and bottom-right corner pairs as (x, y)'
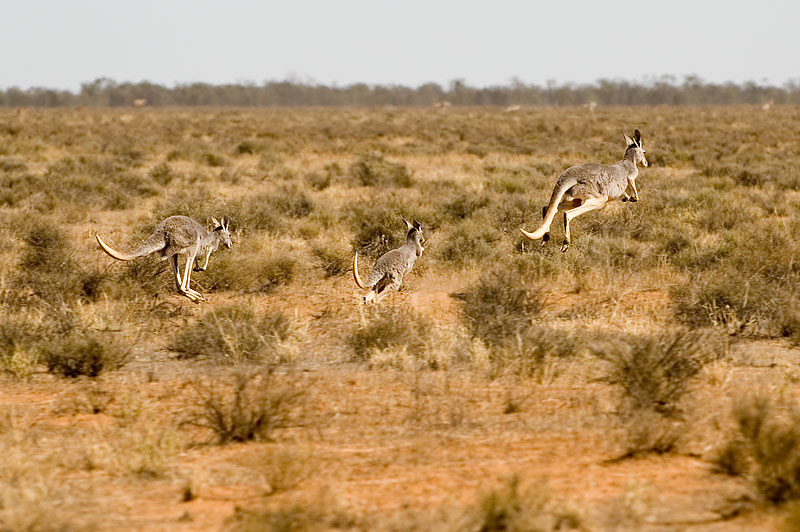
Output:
(149, 162), (173, 185)
(0, 316), (40, 377)
(715, 396), (800, 506)
(41, 333), (130, 378)
(235, 140), (265, 155)
(349, 154), (413, 187)
(469, 475), (574, 532)
(311, 240), (351, 278)
(487, 326), (583, 380)
(597, 329), (725, 416)
(597, 329), (726, 459)
(201, 151), (228, 167)
(185, 368), (301, 444)
(15, 215), (109, 305)
(169, 303), (290, 363)
(227, 494), (359, 532)
(437, 218), (501, 267)
(348, 307), (432, 363)
(202, 244), (305, 294)
(458, 266), (542, 346)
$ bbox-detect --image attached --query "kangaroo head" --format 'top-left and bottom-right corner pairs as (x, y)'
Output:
(404, 219), (425, 257)
(212, 217), (233, 249)
(623, 129), (648, 167)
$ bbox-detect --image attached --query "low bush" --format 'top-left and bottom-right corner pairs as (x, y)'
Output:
(437, 219), (501, 267)
(0, 316), (40, 377)
(15, 216), (110, 305)
(458, 266), (542, 346)
(597, 329), (725, 416)
(311, 240), (351, 278)
(348, 307), (432, 363)
(349, 154), (413, 187)
(41, 333), (130, 378)
(714, 397), (800, 505)
(469, 475), (576, 532)
(488, 326), (583, 379)
(169, 303), (290, 363)
(185, 369), (301, 444)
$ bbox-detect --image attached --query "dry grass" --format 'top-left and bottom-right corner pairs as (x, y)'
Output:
(1, 106), (800, 530)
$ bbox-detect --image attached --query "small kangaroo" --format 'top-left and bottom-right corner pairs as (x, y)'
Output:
(96, 215), (232, 302)
(520, 129), (648, 252)
(353, 219), (425, 303)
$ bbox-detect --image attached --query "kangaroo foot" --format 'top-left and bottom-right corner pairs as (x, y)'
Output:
(542, 232), (550, 246)
(186, 288), (206, 301)
(560, 240), (570, 253)
(179, 289), (203, 303)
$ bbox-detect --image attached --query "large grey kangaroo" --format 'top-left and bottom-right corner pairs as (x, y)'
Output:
(353, 219), (425, 303)
(520, 129), (648, 252)
(96, 215), (232, 302)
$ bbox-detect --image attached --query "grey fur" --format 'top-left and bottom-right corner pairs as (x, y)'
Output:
(521, 129), (648, 252)
(353, 220), (425, 303)
(96, 215), (232, 302)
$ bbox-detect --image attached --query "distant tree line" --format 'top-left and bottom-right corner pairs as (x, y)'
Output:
(2, 76), (799, 107)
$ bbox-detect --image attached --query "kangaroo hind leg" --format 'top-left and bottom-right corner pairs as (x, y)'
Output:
(561, 197), (605, 253)
(541, 206), (550, 245)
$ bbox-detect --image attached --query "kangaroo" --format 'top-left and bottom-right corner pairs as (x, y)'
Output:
(520, 129), (648, 252)
(96, 215), (232, 302)
(353, 219), (425, 303)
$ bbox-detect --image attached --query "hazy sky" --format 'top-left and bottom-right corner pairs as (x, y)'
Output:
(2, 0), (798, 91)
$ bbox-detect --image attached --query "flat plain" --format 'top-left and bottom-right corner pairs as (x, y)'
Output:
(2, 105), (800, 531)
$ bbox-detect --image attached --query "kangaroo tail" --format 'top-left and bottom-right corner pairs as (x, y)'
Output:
(520, 178), (577, 240)
(96, 233), (164, 261)
(353, 252), (369, 289)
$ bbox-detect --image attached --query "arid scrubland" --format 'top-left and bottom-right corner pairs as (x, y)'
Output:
(2, 106), (800, 530)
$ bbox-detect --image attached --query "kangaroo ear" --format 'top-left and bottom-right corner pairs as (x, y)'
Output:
(211, 217), (220, 227)
(413, 219), (421, 229)
(403, 219), (412, 230)
(634, 129), (642, 146)
(623, 132), (634, 147)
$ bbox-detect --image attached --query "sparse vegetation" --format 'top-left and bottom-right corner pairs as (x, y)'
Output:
(41, 332), (131, 378)
(598, 330), (726, 416)
(348, 307), (432, 363)
(459, 265), (542, 346)
(0, 106), (799, 530)
(169, 303), (290, 363)
(185, 369), (302, 444)
(715, 397), (800, 506)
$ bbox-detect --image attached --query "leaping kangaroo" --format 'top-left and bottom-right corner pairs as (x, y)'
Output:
(96, 215), (232, 302)
(353, 219), (425, 303)
(520, 129), (648, 252)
